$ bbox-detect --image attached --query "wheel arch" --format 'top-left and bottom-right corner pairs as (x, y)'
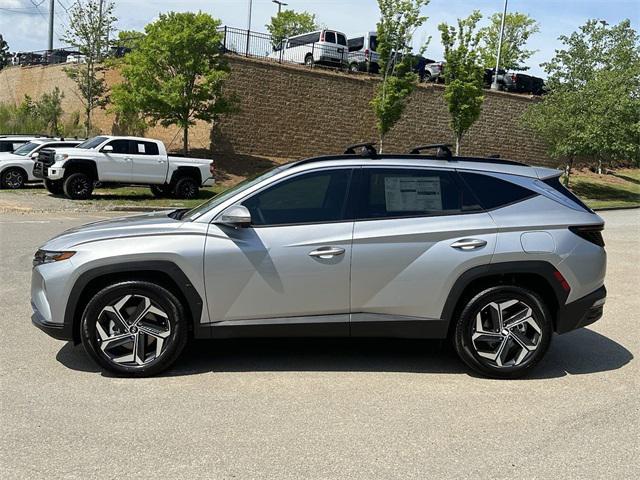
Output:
(64, 261), (204, 344)
(170, 166), (202, 185)
(63, 159), (98, 180)
(1, 164), (29, 179)
(441, 261), (569, 338)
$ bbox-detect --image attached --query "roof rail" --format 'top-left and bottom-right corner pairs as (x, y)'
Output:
(344, 142), (377, 157)
(409, 144), (453, 158)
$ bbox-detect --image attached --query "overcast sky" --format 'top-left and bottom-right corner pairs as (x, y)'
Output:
(1, 0), (638, 76)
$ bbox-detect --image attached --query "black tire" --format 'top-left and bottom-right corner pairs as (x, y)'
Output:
(304, 54), (314, 67)
(453, 286), (552, 379)
(150, 185), (172, 198)
(172, 176), (199, 199)
(349, 62), (360, 73)
(63, 172), (94, 199)
(80, 281), (188, 377)
(1, 168), (27, 189)
(44, 179), (64, 195)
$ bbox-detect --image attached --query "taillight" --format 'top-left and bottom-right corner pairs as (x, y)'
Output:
(569, 225), (605, 247)
(364, 48), (370, 60)
(209, 161), (215, 175)
(320, 31), (325, 42)
(511, 74), (517, 82)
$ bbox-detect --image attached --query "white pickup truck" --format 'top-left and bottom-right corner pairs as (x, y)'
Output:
(33, 135), (215, 199)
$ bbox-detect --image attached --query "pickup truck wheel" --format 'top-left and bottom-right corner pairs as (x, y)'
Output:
(150, 185), (171, 198)
(1, 168), (26, 189)
(63, 172), (94, 200)
(172, 177), (199, 199)
(44, 179), (64, 195)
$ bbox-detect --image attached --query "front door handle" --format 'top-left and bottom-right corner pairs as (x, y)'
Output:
(308, 247), (345, 259)
(451, 238), (487, 250)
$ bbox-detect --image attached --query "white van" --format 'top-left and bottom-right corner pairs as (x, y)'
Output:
(268, 29), (348, 67)
(347, 32), (380, 73)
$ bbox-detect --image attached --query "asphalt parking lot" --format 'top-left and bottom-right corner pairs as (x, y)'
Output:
(0, 208), (638, 479)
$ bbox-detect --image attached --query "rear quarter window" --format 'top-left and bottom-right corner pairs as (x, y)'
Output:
(459, 172), (536, 210)
(324, 32), (336, 44)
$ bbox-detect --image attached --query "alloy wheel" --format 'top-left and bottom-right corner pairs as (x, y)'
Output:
(471, 299), (542, 368)
(95, 294), (172, 366)
(3, 170), (24, 189)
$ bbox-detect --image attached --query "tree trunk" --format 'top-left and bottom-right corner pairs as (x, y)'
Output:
(379, 133), (384, 154)
(564, 157), (574, 187)
(597, 158), (602, 175)
(183, 126), (189, 156)
(455, 134), (462, 156)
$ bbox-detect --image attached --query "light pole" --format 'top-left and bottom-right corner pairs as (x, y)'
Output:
(491, 0), (509, 91)
(246, 0), (253, 55)
(48, 0), (54, 51)
(272, 0), (288, 14)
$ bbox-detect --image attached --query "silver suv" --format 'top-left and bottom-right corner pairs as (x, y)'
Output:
(31, 144), (607, 378)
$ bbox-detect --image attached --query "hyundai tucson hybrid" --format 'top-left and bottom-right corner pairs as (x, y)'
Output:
(31, 145), (607, 378)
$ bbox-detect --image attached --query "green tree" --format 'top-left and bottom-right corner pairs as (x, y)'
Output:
(523, 19), (640, 180)
(478, 12), (539, 71)
(372, 0), (430, 152)
(266, 9), (318, 48)
(112, 12), (236, 154)
(0, 34), (10, 70)
(439, 11), (484, 155)
(115, 29), (145, 51)
(36, 87), (65, 135)
(62, 0), (116, 136)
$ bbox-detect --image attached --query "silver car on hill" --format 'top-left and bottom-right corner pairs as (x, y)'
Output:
(31, 145), (607, 378)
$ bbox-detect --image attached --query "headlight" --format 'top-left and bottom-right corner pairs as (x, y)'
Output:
(33, 250), (75, 267)
(54, 153), (68, 162)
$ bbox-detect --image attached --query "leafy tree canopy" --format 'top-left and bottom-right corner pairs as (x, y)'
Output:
(266, 10), (318, 48)
(478, 12), (539, 71)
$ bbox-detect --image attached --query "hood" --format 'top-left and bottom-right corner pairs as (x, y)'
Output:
(0, 152), (22, 162)
(42, 210), (183, 250)
(51, 147), (89, 156)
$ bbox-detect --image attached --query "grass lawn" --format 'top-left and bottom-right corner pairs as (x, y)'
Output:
(570, 168), (640, 210)
(88, 185), (224, 209)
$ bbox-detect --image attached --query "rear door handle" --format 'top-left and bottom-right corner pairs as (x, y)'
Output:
(451, 238), (487, 250)
(308, 247), (345, 259)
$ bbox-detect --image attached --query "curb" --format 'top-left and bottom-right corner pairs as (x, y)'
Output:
(593, 205), (640, 212)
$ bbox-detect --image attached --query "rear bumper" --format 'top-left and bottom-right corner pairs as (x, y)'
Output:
(556, 285), (606, 334)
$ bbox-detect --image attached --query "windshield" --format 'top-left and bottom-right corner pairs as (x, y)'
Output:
(12, 142), (39, 156)
(185, 164), (290, 221)
(76, 136), (108, 149)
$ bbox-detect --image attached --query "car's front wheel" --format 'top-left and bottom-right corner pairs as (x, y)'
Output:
(80, 281), (188, 376)
(1, 168), (27, 189)
(453, 286), (552, 379)
(63, 172), (94, 199)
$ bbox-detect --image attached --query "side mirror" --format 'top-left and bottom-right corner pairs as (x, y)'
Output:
(30, 153), (38, 160)
(218, 205), (252, 228)
(102, 145), (113, 152)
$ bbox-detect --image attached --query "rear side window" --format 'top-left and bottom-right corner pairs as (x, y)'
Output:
(243, 169), (352, 226)
(459, 172), (536, 210)
(324, 32), (336, 44)
(348, 37), (364, 52)
(542, 176), (592, 212)
(134, 141), (160, 155)
(358, 168), (481, 219)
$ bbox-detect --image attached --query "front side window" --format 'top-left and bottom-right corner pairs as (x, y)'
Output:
(369, 34), (378, 52)
(358, 168), (479, 219)
(105, 140), (131, 154)
(243, 169), (352, 226)
(336, 34), (347, 46)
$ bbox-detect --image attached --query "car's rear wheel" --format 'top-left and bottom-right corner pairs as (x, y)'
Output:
(80, 281), (188, 377)
(349, 62), (360, 73)
(172, 176), (199, 199)
(304, 54), (314, 67)
(44, 179), (64, 195)
(1, 168), (27, 189)
(453, 286), (552, 379)
(63, 172), (94, 199)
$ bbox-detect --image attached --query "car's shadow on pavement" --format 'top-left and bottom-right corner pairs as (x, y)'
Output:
(55, 327), (633, 379)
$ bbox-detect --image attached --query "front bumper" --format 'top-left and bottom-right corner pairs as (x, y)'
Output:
(32, 305), (74, 341)
(556, 285), (607, 334)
